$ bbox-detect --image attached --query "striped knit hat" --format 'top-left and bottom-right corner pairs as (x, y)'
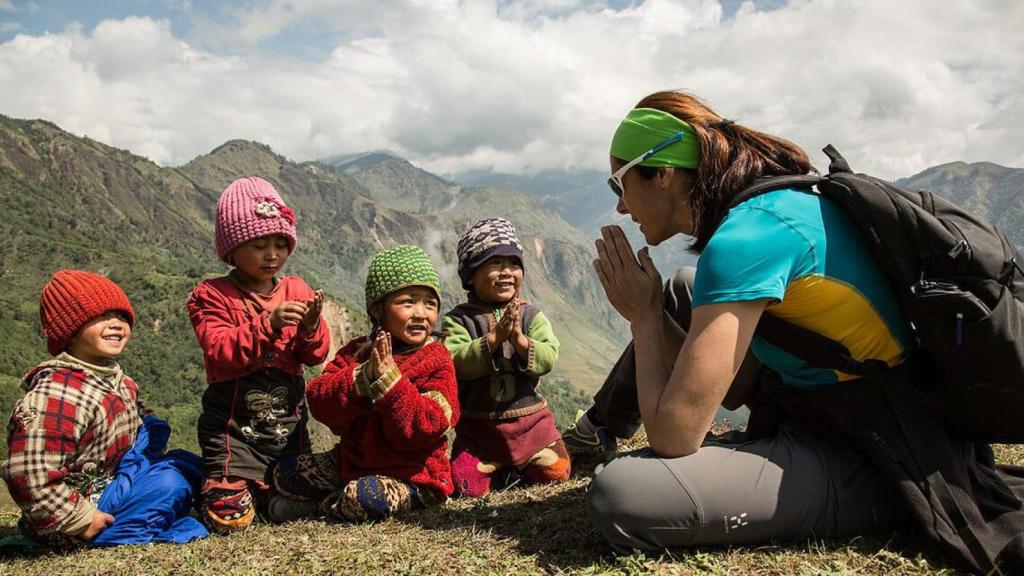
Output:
(364, 245), (442, 313)
(39, 270), (136, 356)
(215, 177), (297, 262)
(456, 218), (524, 289)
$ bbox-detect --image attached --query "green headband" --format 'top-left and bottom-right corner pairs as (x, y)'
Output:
(609, 108), (700, 169)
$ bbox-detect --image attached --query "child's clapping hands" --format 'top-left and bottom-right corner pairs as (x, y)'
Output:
(269, 289), (324, 332)
(486, 298), (530, 359)
(364, 330), (395, 382)
(301, 290), (324, 332)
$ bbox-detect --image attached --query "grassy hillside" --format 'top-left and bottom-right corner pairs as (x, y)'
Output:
(4, 433), (1010, 575)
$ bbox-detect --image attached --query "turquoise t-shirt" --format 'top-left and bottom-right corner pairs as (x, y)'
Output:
(692, 188), (914, 387)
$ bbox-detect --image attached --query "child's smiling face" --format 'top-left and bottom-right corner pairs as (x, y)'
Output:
(470, 256), (523, 304)
(377, 286), (440, 347)
(68, 311), (132, 364)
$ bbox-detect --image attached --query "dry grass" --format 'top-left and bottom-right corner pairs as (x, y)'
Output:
(3, 435), (1014, 575)
(0, 478), (953, 576)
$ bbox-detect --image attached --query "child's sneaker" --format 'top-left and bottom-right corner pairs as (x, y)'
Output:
(562, 410), (617, 462)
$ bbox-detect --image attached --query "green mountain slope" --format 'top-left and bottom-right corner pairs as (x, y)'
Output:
(0, 118), (227, 453)
(330, 152), (458, 214)
(898, 161), (1024, 247)
(0, 115), (628, 455)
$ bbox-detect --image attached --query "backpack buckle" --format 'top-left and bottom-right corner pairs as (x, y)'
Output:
(947, 239), (970, 260)
(836, 354), (866, 376)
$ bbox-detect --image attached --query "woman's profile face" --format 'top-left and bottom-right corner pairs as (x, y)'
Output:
(610, 156), (694, 245)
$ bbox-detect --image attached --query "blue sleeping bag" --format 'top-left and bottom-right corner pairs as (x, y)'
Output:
(90, 414), (209, 546)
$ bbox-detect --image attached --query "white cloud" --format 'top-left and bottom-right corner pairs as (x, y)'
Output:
(0, 0), (36, 13)
(0, 0), (1020, 178)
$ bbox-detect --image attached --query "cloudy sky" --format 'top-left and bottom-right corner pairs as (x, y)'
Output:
(0, 0), (1020, 179)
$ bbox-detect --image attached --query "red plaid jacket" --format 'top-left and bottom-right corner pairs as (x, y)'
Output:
(1, 354), (142, 538)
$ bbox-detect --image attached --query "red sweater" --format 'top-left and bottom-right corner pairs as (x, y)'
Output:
(187, 275), (331, 383)
(306, 338), (459, 499)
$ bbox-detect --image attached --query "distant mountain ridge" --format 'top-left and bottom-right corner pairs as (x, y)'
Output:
(326, 153), (458, 214)
(0, 116), (624, 453)
(899, 161), (1024, 248)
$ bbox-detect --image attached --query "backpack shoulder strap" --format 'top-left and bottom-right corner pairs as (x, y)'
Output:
(727, 175), (824, 210)
(756, 313), (888, 377)
(727, 144), (854, 211)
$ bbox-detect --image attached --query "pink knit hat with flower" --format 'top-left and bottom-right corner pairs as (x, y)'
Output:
(215, 177), (297, 262)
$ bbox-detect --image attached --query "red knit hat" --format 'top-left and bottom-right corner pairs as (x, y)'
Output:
(39, 270), (136, 356)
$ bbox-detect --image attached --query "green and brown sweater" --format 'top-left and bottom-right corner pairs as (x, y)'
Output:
(442, 299), (559, 420)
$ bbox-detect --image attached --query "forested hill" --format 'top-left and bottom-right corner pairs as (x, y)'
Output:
(0, 115), (626, 454)
(899, 161), (1024, 248)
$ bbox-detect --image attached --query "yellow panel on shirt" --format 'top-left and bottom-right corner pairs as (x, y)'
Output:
(693, 188), (914, 387)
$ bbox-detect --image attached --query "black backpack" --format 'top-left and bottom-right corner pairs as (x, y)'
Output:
(730, 145), (1024, 443)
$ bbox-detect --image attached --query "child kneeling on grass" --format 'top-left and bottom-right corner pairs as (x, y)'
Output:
(1, 270), (207, 548)
(187, 176), (330, 533)
(270, 245), (459, 522)
(443, 218), (570, 497)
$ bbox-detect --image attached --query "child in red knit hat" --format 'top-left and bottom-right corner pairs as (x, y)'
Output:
(187, 176), (331, 533)
(269, 245), (459, 522)
(1, 270), (207, 548)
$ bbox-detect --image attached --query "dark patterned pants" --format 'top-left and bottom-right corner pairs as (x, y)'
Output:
(272, 451), (435, 521)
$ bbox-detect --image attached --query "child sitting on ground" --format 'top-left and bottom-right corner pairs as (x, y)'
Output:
(1, 270), (207, 548)
(187, 176), (330, 533)
(443, 218), (570, 497)
(271, 245), (459, 521)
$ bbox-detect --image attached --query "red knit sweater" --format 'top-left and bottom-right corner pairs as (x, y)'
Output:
(306, 338), (459, 499)
(187, 275), (330, 383)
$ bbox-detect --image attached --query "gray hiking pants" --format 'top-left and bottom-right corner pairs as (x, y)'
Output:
(586, 267), (909, 551)
(586, 425), (908, 551)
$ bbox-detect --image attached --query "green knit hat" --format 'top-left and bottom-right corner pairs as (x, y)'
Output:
(364, 245), (442, 312)
(609, 107), (700, 169)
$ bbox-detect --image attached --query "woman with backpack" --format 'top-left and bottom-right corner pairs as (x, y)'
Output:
(572, 90), (1024, 573)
